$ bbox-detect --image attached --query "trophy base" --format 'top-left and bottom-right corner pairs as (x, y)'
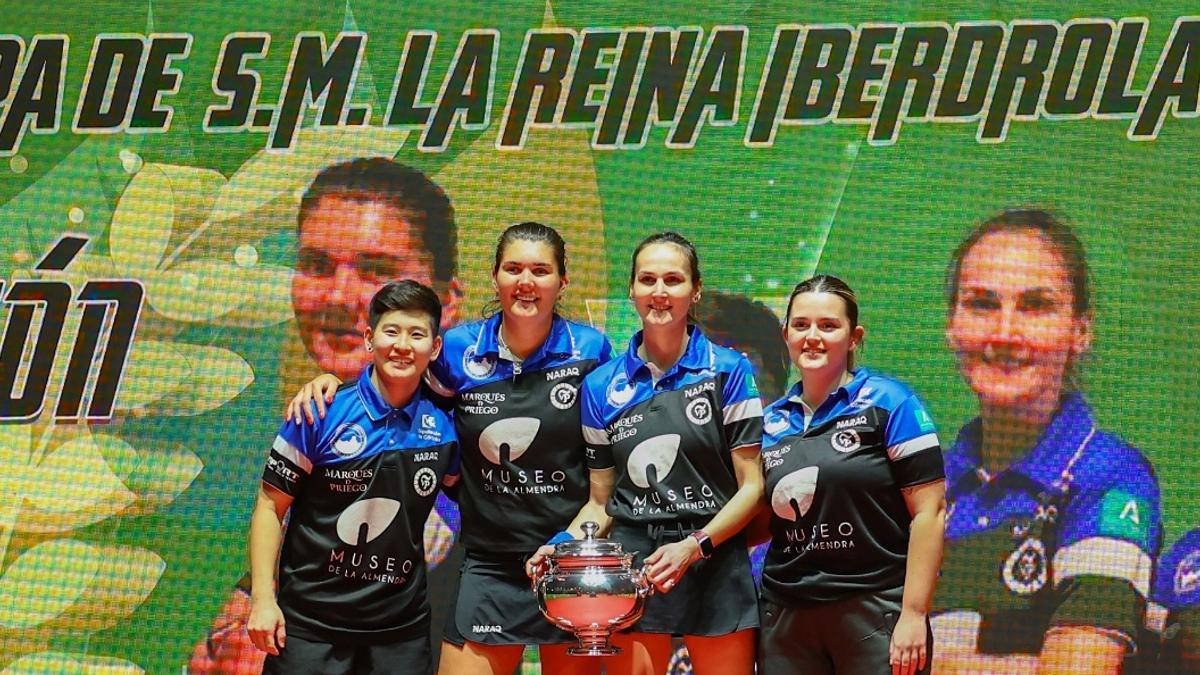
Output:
(567, 644), (622, 657)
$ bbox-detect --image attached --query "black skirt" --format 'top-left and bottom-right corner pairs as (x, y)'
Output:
(443, 550), (575, 646)
(610, 521), (759, 636)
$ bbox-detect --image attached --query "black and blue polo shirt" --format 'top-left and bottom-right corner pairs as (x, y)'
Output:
(427, 313), (612, 553)
(936, 392), (1161, 653)
(262, 364), (459, 644)
(580, 326), (764, 525)
(760, 367), (944, 605)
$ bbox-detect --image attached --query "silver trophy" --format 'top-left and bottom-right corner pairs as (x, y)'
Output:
(532, 521), (653, 655)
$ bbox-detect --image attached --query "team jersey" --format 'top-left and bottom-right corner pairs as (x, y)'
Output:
(262, 364), (458, 644)
(580, 326), (763, 525)
(760, 368), (944, 605)
(428, 313), (612, 553)
(935, 392), (1161, 654)
(1146, 529), (1200, 671)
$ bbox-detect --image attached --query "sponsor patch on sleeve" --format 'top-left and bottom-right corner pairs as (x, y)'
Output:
(916, 408), (936, 433)
(745, 373), (759, 397)
(1098, 489), (1151, 545)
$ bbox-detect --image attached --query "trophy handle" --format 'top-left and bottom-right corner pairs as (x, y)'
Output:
(635, 565), (656, 598)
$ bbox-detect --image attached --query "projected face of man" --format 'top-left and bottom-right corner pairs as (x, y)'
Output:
(292, 194), (452, 381)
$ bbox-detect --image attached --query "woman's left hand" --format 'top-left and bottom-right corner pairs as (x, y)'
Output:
(889, 609), (929, 675)
(642, 539), (702, 593)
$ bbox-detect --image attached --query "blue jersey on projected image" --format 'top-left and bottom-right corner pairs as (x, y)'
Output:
(935, 392), (1162, 654)
(261, 364), (458, 644)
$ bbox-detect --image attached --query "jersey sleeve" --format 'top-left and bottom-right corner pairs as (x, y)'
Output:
(1049, 454), (1162, 648)
(262, 418), (319, 496)
(581, 376), (614, 470)
(883, 394), (944, 488)
(597, 335), (615, 365)
(721, 354), (764, 453)
(426, 349), (457, 397)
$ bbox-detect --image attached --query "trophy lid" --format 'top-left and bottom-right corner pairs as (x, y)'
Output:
(552, 521), (629, 559)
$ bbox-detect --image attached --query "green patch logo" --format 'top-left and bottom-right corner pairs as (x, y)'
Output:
(917, 408), (936, 433)
(746, 374), (759, 396)
(1099, 490), (1151, 545)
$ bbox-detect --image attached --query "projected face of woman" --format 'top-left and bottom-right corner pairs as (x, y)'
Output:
(947, 229), (1092, 412)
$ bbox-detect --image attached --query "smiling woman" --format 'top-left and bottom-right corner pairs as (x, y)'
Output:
(933, 209), (1162, 674)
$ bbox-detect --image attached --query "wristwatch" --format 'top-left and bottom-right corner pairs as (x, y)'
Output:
(689, 530), (714, 559)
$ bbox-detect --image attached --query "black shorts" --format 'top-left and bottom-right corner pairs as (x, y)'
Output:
(262, 631), (432, 675)
(442, 550), (575, 646)
(758, 586), (933, 675)
(610, 521), (759, 637)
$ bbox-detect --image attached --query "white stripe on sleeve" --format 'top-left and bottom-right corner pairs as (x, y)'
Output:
(886, 432), (940, 461)
(723, 398), (764, 424)
(1052, 536), (1152, 598)
(582, 425), (609, 446)
(272, 435), (313, 474)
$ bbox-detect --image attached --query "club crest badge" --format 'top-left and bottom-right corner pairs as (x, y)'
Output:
(413, 467), (438, 497)
(550, 382), (578, 410)
(463, 345), (497, 380)
(831, 428), (861, 453)
(1002, 537), (1048, 595)
(686, 397), (713, 425)
(331, 423), (367, 458)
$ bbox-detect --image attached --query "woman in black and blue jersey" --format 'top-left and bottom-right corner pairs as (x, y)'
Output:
(756, 274), (946, 675)
(289, 222), (610, 675)
(531, 232), (765, 675)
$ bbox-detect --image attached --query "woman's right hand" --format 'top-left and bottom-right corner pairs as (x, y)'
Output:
(285, 374), (343, 424)
(246, 596), (286, 655)
(525, 545), (556, 581)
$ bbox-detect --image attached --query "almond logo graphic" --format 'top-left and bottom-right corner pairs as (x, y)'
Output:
(478, 417), (541, 465)
(771, 466), (819, 521)
(626, 434), (681, 489)
(337, 497), (402, 545)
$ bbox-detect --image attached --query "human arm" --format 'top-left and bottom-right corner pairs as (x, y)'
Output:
(890, 479), (946, 675)
(284, 373), (342, 424)
(643, 445), (764, 592)
(744, 499), (773, 547)
(247, 484), (292, 655)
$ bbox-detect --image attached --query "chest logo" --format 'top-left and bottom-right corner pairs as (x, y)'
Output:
(626, 434), (681, 488)
(479, 417), (541, 465)
(1176, 550), (1200, 598)
(463, 345), (497, 380)
(685, 397), (713, 426)
(764, 410), (790, 436)
(831, 428), (861, 453)
(337, 497), (401, 545)
(331, 423), (368, 458)
(607, 373), (635, 407)
(1001, 537), (1049, 595)
(772, 466), (819, 521)
(413, 467), (438, 497)
(550, 382), (578, 410)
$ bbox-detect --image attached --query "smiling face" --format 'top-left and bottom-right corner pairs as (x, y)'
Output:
(291, 194), (454, 380)
(630, 242), (699, 329)
(947, 229), (1092, 411)
(784, 291), (862, 379)
(364, 309), (442, 386)
(493, 238), (565, 324)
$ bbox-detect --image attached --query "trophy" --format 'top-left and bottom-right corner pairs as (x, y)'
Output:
(532, 521), (653, 655)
